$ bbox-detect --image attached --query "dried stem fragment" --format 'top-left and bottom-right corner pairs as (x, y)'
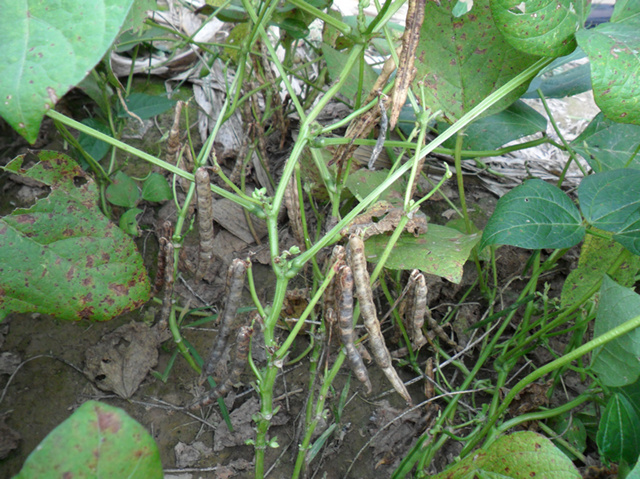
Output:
(201, 259), (248, 383)
(190, 325), (254, 410)
(284, 174), (305, 250)
(348, 236), (412, 404)
(337, 265), (372, 394)
(166, 101), (184, 163)
(194, 167), (215, 282)
(424, 357), (435, 400)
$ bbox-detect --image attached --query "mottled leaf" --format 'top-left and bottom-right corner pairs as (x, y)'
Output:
(0, 0), (135, 143)
(491, 0), (584, 57)
(576, 21), (640, 125)
(0, 151), (150, 321)
(431, 431), (580, 479)
(414, 0), (541, 122)
(365, 226), (481, 284)
(14, 401), (162, 479)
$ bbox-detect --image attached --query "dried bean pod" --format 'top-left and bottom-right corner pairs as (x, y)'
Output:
(337, 265), (372, 394)
(190, 325), (253, 410)
(348, 236), (412, 404)
(157, 239), (174, 331)
(323, 245), (346, 318)
(201, 259), (248, 382)
(195, 167), (215, 282)
(408, 270), (428, 349)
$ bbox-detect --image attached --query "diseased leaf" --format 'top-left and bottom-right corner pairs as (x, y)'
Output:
(571, 113), (640, 172)
(431, 431), (580, 479)
(576, 21), (640, 125)
(414, 0), (541, 122)
(0, 151), (150, 321)
(591, 276), (640, 387)
(14, 401), (162, 479)
(0, 0), (135, 143)
(479, 179), (584, 250)
(597, 393), (640, 465)
(491, 0), (584, 57)
(365, 226), (480, 284)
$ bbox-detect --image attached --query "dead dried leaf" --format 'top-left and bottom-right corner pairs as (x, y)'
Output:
(84, 322), (170, 398)
(342, 200), (428, 240)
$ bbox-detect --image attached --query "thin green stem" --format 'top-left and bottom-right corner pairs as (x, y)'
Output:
(463, 313), (640, 455)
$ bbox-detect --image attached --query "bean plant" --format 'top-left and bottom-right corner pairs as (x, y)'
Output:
(1, 0), (640, 478)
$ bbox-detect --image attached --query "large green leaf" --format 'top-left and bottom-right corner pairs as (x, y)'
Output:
(365, 226), (481, 284)
(576, 20), (640, 125)
(431, 431), (580, 479)
(0, 151), (150, 321)
(591, 276), (640, 388)
(440, 100), (547, 151)
(597, 393), (640, 465)
(571, 112), (640, 172)
(491, 0), (584, 57)
(14, 401), (162, 479)
(321, 44), (377, 104)
(0, 0), (135, 143)
(414, 0), (541, 122)
(479, 179), (584, 250)
(578, 169), (640, 255)
(578, 169), (640, 232)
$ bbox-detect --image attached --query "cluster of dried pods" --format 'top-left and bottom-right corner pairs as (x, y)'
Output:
(325, 236), (437, 405)
(189, 258), (253, 411)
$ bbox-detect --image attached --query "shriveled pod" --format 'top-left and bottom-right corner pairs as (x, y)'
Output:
(190, 325), (254, 410)
(337, 265), (372, 394)
(194, 167), (215, 282)
(201, 259), (248, 383)
(348, 236), (412, 404)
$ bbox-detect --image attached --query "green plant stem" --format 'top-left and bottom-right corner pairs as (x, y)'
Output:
(292, 351), (347, 479)
(287, 0), (353, 37)
(276, 265), (337, 359)
(292, 57), (555, 273)
(536, 421), (587, 464)
(462, 312), (640, 455)
(317, 135), (554, 158)
(168, 307), (200, 373)
(503, 249), (630, 363)
(536, 89), (586, 183)
(45, 110), (260, 211)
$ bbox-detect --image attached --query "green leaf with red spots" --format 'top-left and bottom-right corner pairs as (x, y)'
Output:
(491, 0), (587, 57)
(0, 151), (150, 321)
(431, 431), (580, 479)
(364, 225), (481, 284)
(414, 0), (542, 122)
(576, 12), (640, 125)
(0, 0), (135, 143)
(14, 400), (162, 479)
